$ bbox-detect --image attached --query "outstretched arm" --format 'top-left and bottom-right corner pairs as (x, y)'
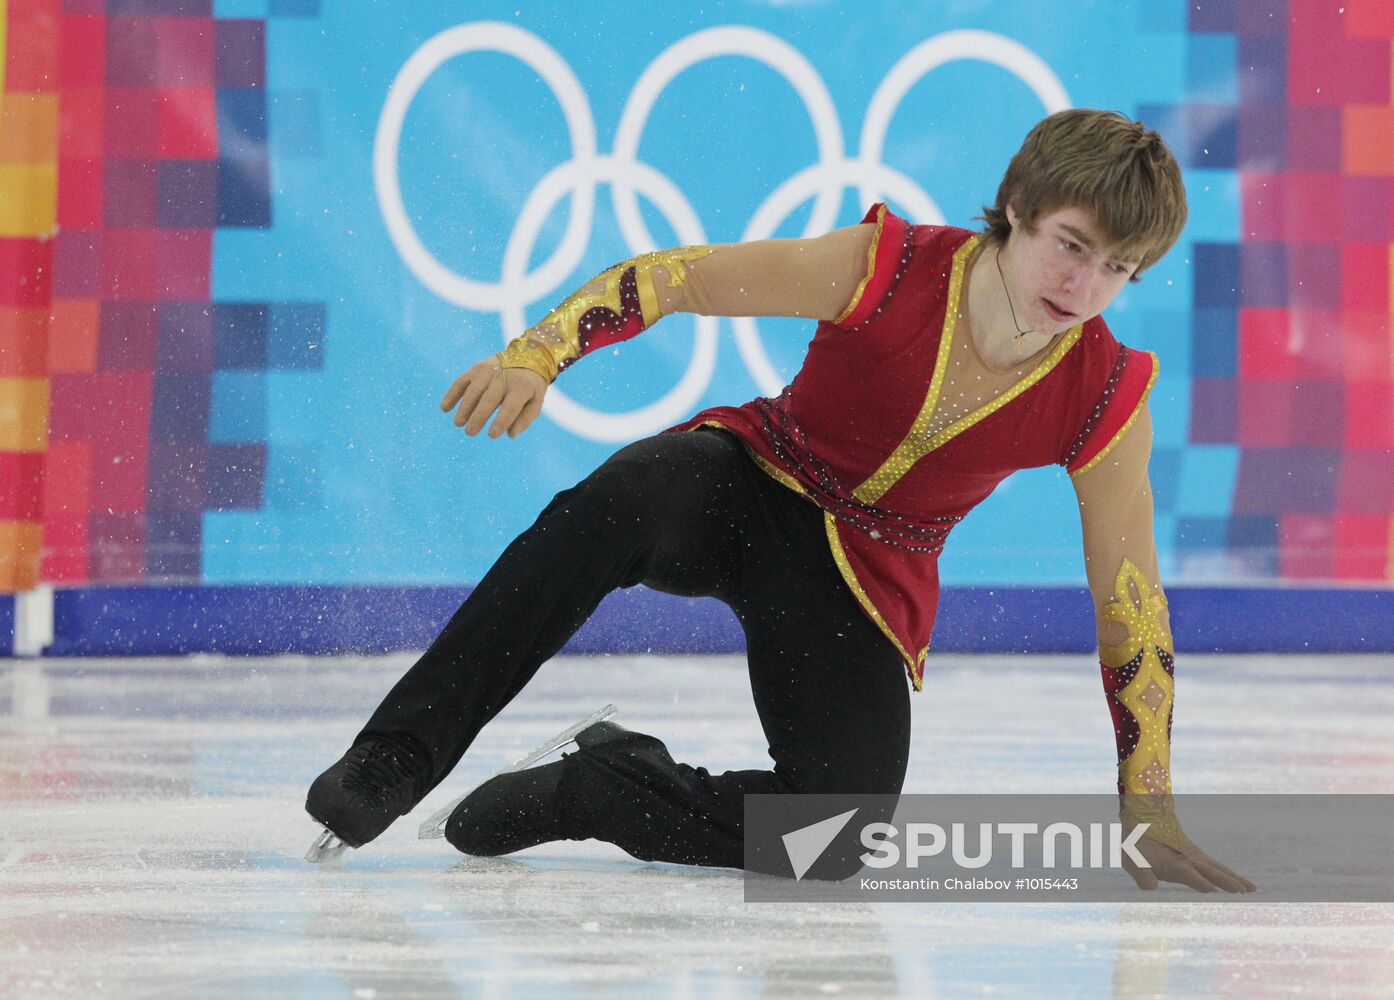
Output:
(1073, 407), (1254, 893)
(496, 224), (876, 383)
(439, 224), (876, 437)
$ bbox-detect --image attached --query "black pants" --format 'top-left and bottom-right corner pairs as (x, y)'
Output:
(358, 426), (910, 869)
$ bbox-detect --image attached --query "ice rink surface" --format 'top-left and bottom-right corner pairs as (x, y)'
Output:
(2, 651), (1392, 998)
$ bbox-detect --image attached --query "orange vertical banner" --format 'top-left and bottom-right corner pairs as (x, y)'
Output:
(0, 0), (57, 591)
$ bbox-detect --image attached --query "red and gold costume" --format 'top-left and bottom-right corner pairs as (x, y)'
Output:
(662, 205), (1158, 691)
(501, 205), (1189, 854)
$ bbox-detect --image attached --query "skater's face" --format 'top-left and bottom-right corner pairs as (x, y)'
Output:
(999, 204), (1139, 334)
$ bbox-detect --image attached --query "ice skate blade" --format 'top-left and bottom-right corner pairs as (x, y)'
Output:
(417, 703), (618, 840)
(305, 826), (351, 863)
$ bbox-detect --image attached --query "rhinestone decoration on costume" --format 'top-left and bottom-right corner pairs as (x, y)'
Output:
(1098, 557), (1190, 853)
(851, 234), (1084, 507)
(499, 247), (715, 383)
(1064, 350), (1131, 471)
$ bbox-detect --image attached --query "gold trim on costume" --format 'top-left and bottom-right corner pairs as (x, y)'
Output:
(686, 419), (926, 688)
(1100, 559), (1175, 796)
(747, 450), (809, 496)
(834, 204), (889, 325)
(500, 246), (715, 383)
(1120, 794), (1191, 856)
(918, 329), (1081, 453)
(852, 235), (1083, 505)
(823, 512), (926, 689)
(1102, 558), (1188, 852)
(634, 266), (662, 323)
(691, 420), (810, 496)
(1069, 351), (1160, 479)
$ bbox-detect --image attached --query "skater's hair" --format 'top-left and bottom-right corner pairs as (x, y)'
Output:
(977, 108), (1187, 282)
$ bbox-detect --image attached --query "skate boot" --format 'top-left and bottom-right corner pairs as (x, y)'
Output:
(305, 737), (429, 853)
(444, 758), (570, 856)
(445, 720), (641, 857)
(416, 703), (617, 842)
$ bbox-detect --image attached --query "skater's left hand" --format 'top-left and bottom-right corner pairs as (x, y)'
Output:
(1122, 835), (1257, 894)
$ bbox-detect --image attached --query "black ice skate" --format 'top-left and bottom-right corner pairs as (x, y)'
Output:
(444, 757), (570, 856)
(410, 703), (619, 849)
(304, 737), (430, 862)
(414, 703), (617, 841)
(443, 717), (644, 857)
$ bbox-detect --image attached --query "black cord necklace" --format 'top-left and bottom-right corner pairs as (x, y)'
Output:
(995, 246), (1035, 339)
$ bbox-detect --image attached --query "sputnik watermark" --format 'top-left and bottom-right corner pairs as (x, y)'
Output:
(781, 812), (1148, 880)
(782, 808), (861, 881)
(857, 821), (1149, 871)
(744, 793), (1394, 902)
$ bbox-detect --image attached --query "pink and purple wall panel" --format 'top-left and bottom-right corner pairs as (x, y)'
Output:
(22, 0), (317, 585)
(1179, 0), (1394, 581)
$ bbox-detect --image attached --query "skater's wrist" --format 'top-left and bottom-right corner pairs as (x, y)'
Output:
(1117, 791), (1195, 855)
(498, 341), (559, 384)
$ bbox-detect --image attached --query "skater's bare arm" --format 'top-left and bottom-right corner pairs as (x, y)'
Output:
(441, 225), (875, 437)
(1074, 411), (1254, 894)
(672, 225), (877, 321)
(1074, 407), (1165, 641)
(493, 225), (875, 385)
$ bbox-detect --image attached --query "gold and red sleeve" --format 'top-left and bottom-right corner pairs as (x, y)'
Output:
(1097, 558), (1194, 853)
(498, 247), (715, 384)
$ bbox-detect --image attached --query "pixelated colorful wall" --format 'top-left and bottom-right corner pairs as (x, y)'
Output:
(0, 0), (1391, 596)
(1158, 0), (1394, 582)
(0, 0), (55, 591)
(1, 0), (321, 587)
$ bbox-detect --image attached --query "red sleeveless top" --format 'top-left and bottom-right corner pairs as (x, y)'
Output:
(665, 205), (1157, 689)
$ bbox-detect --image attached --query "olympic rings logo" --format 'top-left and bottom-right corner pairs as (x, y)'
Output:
(375, 22), (1071, 442)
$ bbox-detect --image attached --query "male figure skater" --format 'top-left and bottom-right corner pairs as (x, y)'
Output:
(308, 109), (1254, 893)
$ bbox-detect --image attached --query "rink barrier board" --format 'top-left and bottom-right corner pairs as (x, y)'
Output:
(1, 585), (1392, 656)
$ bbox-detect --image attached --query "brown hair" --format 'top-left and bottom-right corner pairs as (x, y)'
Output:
(977, 109), (1187, 282)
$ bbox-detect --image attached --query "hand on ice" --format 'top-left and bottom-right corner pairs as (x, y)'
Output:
(1122, 835), (1257, 894)
(441, 356), (549, 439)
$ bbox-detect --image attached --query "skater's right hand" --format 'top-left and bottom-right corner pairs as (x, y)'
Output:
(440, 355), (549, 439)
(1122, 834), (1257, 894)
